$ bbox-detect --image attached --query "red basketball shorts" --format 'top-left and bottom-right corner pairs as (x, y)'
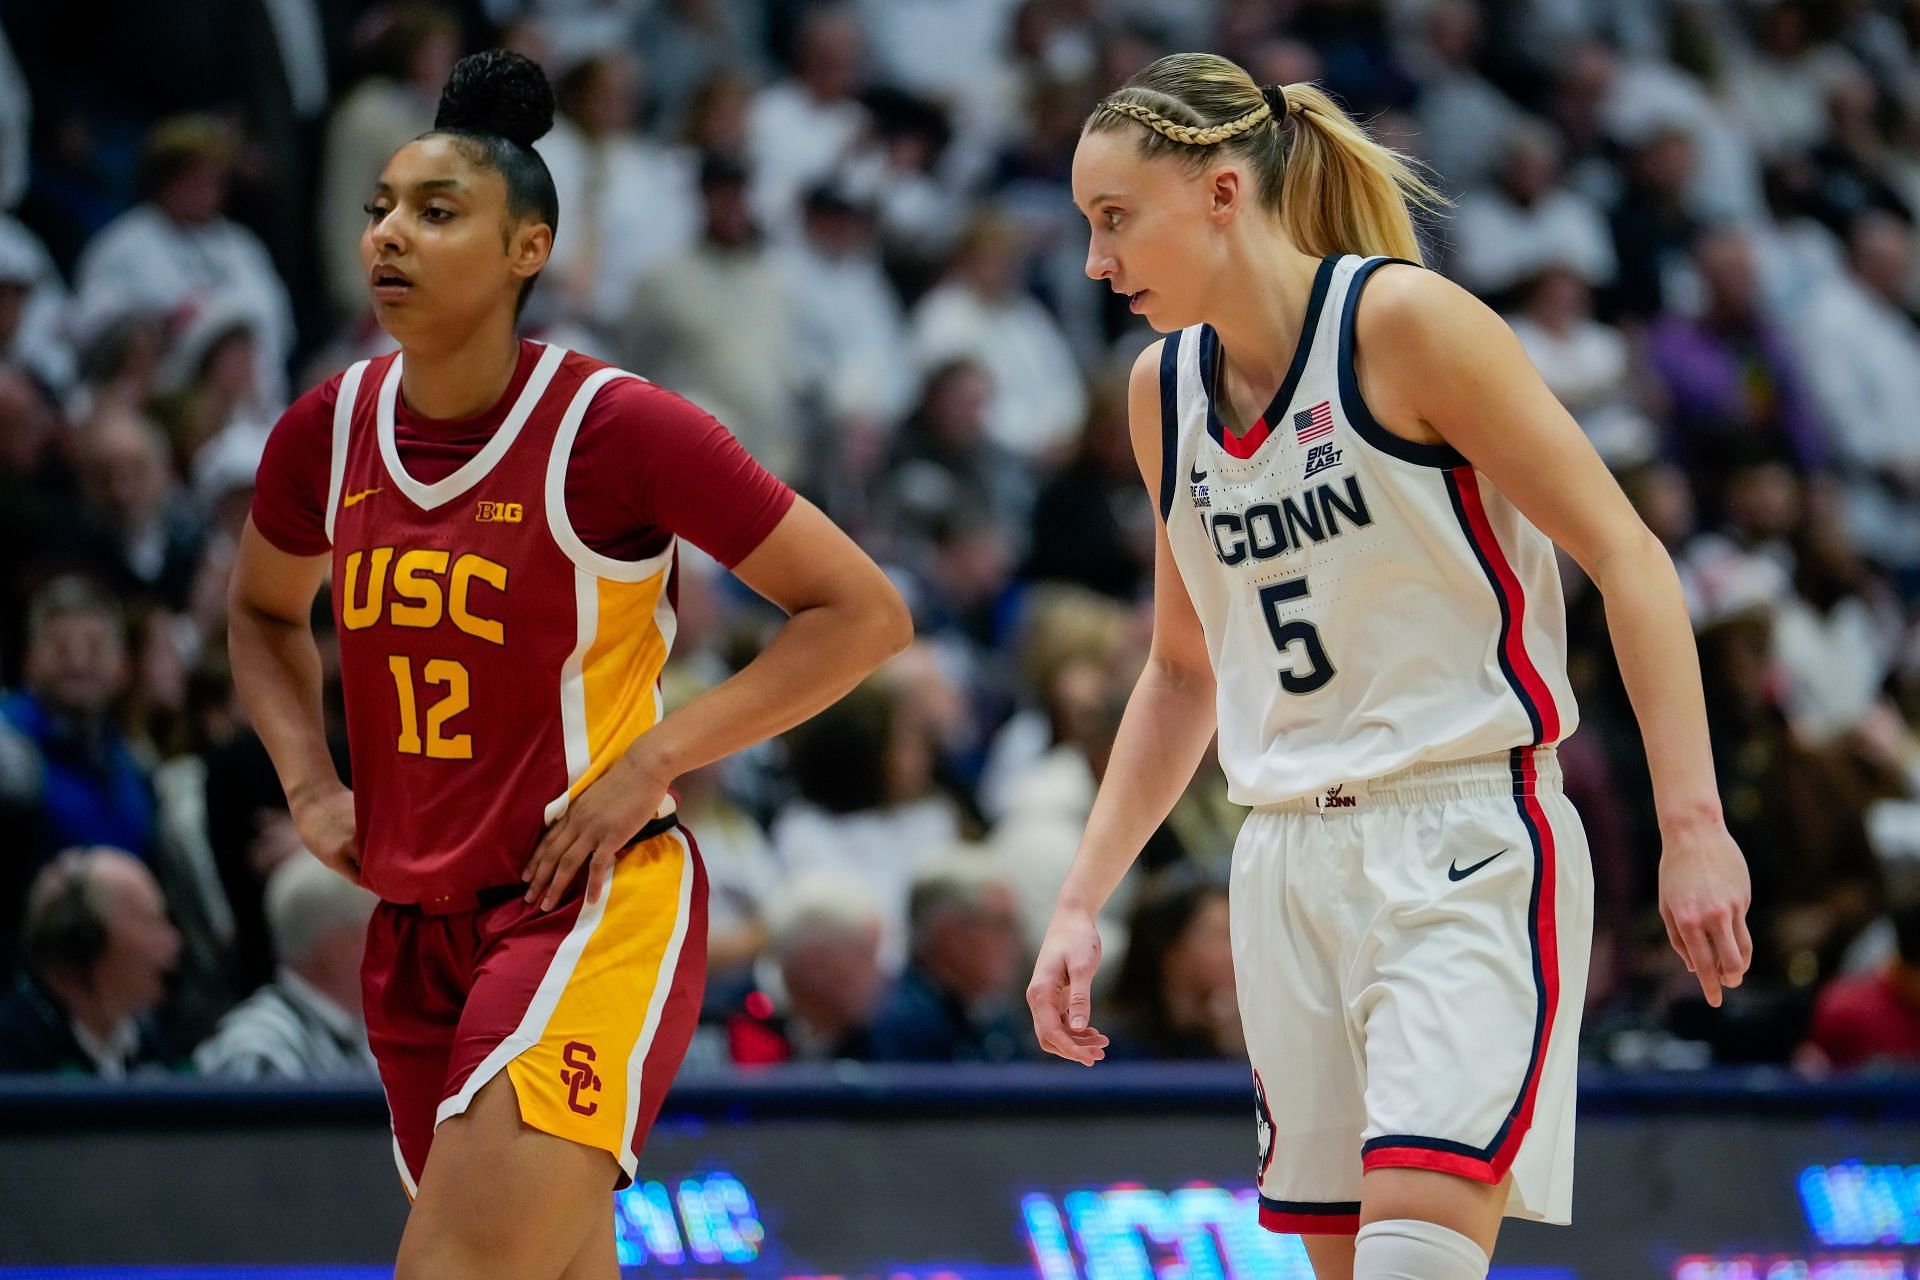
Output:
(361, 820), (707, 1194)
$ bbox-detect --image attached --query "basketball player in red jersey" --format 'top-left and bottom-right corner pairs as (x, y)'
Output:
(228, 51), (910, 1280)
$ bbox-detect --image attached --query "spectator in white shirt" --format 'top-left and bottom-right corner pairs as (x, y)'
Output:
(637, 0), (770, 132)
(854, 0), (1023, 191)
(848, 88), (968, 280)
(746, 6), (872, 231)
(73, 118), (295, 406)
(1774, 506), (1907, 745)
(0, 215), (74, 395)
(537, 50), (700, 333)
(620, 152), (805, 477)
(194, 853), (378, 1080)
(1584, 36), (1766, 225)
(775, 181), (913, 455)
(314, 6), (459, 323)
(147, 299), (278, 499)
(1450, 121), (1616, 302)
(1508, 265), (1655, 468)
(770, 670), (961, 974)
(855, 0), (1020, 106)
(910, 212), (1086, 462)
(1726, 2), (1856, 161)
(500, 0), (649, 72)
(1797, 210), (1920, 568)
(1410, 0), (1527, 196)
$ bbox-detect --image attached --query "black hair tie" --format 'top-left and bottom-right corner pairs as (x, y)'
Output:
(1261, 84), (1288, 121)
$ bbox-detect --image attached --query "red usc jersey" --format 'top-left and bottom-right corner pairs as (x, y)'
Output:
(252, 342), (792, 904)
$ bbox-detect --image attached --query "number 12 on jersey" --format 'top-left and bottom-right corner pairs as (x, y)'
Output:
(387, 655), (474, 759)
(1258, 578), (1335, 694)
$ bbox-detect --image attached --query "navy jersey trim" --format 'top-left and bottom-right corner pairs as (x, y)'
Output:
(1157, 333), (1181, 522)
(1259, 1196), (1364, 1215)
(1361, 1133), (1495, 1162)
(1338, 257), (1468, 469)
(1197, 253), (1339, 456)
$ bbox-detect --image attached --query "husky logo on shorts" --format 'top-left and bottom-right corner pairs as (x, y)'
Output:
(1253, 1070), (1276, 1182)
(561, 1041), (602, 1116)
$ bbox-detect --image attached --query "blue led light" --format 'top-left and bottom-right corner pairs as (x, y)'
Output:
(1797, 1163), (1920, 1246)
(1672, 1255), (1911, 1279)
(611, 1172), (765, 1265)
(1027, 1185), (1314, 1280)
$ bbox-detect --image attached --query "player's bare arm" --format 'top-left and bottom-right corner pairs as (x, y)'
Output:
(1354, 263), (1754, 1006)
(1029, 339), (1219, 1065)
(227, 519), (359, 882)
(521, 497), (912, 909)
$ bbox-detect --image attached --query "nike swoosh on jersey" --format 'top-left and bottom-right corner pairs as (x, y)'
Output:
(1189, 466), (1208, 483)
(1447, 848), (1508, 881)
(341, 488), (382, 508)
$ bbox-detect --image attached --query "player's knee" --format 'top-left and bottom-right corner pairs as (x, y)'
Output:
(1360, 1167), (1505, 1254)
(396, 1198), (542, 1280)
(396, 1231), (520, 1280)
(1352, 1218), (1488, 1280)
(394, 1233), (460, 1280)
(1301, 1233), (1358, 1280)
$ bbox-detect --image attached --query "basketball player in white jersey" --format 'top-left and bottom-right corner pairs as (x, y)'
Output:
(1027, 54), (1753, 1280)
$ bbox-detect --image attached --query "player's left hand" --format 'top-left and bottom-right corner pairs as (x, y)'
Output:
(523, 749), (673, 910)
(1658, 821), (1753, 1008)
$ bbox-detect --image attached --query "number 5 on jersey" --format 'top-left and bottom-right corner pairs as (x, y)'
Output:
(1259, 578), (1334, 694)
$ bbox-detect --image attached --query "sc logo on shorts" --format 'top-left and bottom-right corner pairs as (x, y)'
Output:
(561, 1040), (602, 1116)
(476, 501), (524, 523)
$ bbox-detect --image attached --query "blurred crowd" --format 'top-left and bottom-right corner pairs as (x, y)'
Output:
(1, 0), (1920, 1083)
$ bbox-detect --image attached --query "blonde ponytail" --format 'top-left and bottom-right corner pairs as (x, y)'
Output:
(1275, 83), (1439, 263)
(1086, 54), (1442, 263)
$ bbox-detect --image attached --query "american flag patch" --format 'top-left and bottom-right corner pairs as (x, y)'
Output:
(1294, 401), (1334, 443)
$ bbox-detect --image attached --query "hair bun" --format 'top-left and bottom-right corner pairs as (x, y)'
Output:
(435, 50), (554, 149)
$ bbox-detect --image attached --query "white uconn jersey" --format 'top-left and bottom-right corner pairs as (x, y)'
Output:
(1161, 254), (1577, 805)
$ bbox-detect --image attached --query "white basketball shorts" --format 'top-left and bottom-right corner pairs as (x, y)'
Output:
(1231, 746), (1593, 1234)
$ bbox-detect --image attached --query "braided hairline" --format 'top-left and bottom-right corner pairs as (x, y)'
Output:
(1099, 96), (1277, 147)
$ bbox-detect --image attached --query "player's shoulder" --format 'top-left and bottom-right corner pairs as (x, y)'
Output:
(292, 349), (401, 410)
(1126, 334), (1176, 409)
(274, 351), (380, 430)
(556, 347), (651, 399)
(1347, 257), (1508, 404)
(557, 348), (710, 425)
(1349, 257), (1479, 343)
(1351, 254), (1445, 308)
(1131, 336), (1169, 381)
(273, 368), (348, 439)
(554, 345), (618, 382)
(552, 350), (732, 476)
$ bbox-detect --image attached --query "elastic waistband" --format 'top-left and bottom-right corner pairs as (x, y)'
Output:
(396, 812), (681, 915)
(1259, 747), (1561, 815)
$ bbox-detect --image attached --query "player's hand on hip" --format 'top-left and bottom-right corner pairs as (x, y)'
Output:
(1658, 823), (1754, 1008)
(524, 749), (673, 911)
(288, 782), (362, 884)
(1027, 905), (1109, 1065)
